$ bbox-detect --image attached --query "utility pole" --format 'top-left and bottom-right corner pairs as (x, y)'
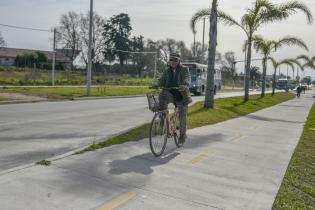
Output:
(193, 33), (196, 57)
(154, 53), (157, 79)
(86, 0), (93, 96)
(52, 28), (56, 86)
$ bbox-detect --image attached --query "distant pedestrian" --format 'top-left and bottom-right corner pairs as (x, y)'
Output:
(302, 86), (306, 94)
(296, 86), (302, 98)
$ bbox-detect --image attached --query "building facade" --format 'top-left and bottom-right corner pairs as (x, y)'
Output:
(0, 47), (73, 69)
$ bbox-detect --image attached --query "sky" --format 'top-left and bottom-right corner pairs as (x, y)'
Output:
(0, 0), (314, 79)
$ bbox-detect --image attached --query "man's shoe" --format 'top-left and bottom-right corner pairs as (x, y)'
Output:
(178, 134), (186, 144)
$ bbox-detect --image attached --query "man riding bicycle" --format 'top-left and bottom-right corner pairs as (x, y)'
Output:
(154, 52), (192, 144)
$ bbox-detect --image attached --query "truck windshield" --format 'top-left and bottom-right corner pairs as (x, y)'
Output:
(190, 68), (197, 81)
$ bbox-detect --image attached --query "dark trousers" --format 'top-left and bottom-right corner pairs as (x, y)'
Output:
(159, 90), (187, 136)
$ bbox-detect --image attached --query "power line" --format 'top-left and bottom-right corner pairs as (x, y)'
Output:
(0, 23), (50, 32)
(234, 58), (263, 63)
(104, 47), (156, 54)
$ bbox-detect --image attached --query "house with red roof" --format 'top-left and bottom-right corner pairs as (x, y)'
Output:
(0, 47), (76, 69)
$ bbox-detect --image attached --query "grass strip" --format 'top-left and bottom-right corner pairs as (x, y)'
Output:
(272, 103), (315, 210)
(0, 86), (151, 99)
(76, 92), (295, 154)
(0, 96), (8, 101)
(36, 160), (52, 166)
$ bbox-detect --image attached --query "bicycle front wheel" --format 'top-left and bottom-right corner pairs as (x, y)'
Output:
(172, 110), (182, 148)
(149, 112), (168, 157)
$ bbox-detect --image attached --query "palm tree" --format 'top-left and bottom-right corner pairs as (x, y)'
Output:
(296, 55), (315, 84)
(269, 57), (295, 95)
(296, 55), (315, 69)
(204, 0), (218, 109)
(252, 35), (308, 97)
(191, 0), (313, 101)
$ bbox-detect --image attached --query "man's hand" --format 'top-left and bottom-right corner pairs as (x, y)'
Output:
(151, 80), (159, 89)
(179, 85), (187, 92)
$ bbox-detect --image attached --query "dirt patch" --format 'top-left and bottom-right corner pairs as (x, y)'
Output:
(0, 93), (48, 102)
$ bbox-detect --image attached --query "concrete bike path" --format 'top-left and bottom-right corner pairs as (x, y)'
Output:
(0, 92), (313, 210)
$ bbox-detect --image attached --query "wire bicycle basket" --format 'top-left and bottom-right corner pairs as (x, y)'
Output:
(147, 92), (160, 112)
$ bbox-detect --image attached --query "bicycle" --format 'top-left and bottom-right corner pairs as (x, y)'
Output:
(147, 87), (183, 157)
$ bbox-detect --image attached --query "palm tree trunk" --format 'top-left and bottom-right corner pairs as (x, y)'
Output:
(261, 58), (267, 97)
(244, 36), (252, 102)
(272, 68), (276, 95)
(204, 0), (218, 109)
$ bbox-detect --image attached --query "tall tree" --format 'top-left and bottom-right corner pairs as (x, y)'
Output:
(253, 35), (308, 97)
(192, 41), (208, 64)
(176, 41), (193, 62)
(102, 13), (132, 73)
(0, 32), (6, 47)
(57, 11), (82, 70)
(80, 12), (105, 66)
(220, 51), (238, 89)
(204, 0), (218, 109)
(191, 0), (313, 101)
(130, 35), (145, 76)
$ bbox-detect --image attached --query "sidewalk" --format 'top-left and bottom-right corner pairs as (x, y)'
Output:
(0, 92), (313, 210)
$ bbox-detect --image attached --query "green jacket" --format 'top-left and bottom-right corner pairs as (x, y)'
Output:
(158, 64), (192, 105)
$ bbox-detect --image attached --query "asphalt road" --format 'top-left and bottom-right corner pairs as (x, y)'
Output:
(0, 91), (261, 171)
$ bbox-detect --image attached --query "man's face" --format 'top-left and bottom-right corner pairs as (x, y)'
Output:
(169, 58), (179, 69)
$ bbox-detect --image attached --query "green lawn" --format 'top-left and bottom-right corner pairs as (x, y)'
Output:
(272, 103), (315, 210)
(0, 86), (151, 99)
(0, 67), (153, 86)
(76, 92), (295, 154)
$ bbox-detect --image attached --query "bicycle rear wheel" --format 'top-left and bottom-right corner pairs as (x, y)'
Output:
(149, 112), (168, 157)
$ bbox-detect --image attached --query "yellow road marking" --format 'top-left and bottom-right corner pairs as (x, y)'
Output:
(97, 192), (137, 210)
(190, 150), (214, 164)
(229, 133), (245, 141)
(250, 124), (260, 130)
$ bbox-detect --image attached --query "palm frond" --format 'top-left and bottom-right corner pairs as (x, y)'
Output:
(267, 56), (278, 69)
(296, 54), (311, 62)
(252, 35), (265, 52)
(302, 62), (315, 69)
(278, 1), (313, 24)
(251, 0), (277, 31)
(287, 59), (303, 70)
(278, 59), (295, 71)
(190, 8), (211, 34)
(241, 13), (254, 31)
(253, 35), (276, 55)
(275, 36), (308, 51)
(255, 0), (313, 31)
(218, 11), (247, 35)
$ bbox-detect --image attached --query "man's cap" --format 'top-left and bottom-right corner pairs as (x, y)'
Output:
(169, 52), (181, 60)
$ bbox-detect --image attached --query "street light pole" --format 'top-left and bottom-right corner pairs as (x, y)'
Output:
(86, 0), (93, 96)
(154, 52), (157, 79)
(52, 28), (56, 86)
(202, 18), (205, 62)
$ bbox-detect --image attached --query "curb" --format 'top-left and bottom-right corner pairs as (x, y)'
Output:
(0, 95), (147, 105)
